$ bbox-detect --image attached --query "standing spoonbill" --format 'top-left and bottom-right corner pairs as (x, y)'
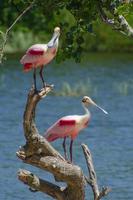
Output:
(20, 27), (60, 92)
(44, 96), (108, 162)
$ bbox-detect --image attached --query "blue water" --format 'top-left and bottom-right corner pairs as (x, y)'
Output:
(0, 53), (133, 200)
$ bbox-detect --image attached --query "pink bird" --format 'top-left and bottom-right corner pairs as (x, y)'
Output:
(44, 96), (108, 162)
(20, 27), (60, 92)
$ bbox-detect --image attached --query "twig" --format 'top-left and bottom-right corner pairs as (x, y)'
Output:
(82, 144), (110, 200)
(82, 144), (100, 199)
(0, 1), (35, 64)
(98, 2), (115, 25)
(97, 187), (111, 200)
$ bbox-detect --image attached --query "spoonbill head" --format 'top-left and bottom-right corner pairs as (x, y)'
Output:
(82, 96), (108, 114)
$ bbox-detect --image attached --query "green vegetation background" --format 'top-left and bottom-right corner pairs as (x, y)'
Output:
(0, 1), (133, 58)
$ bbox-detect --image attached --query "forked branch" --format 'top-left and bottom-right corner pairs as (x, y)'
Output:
(82, 144), (111, 200)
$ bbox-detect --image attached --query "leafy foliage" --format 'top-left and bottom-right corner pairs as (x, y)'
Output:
(0, 0), (133, 62)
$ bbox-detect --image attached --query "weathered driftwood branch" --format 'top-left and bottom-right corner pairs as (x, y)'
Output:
(18, 154), (84, 185)
(17, 86), (110, 199)
(17, 86), (85, 200)
(18, 169), (66, 200)
(82, 144), (111, 200)
(21, 85), (65, 159)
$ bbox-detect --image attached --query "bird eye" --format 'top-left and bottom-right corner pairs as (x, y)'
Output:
(82, 98), (86, 102)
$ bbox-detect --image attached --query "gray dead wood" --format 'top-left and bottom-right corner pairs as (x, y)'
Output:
(82, 144), (111, 200)
(18, 169), (65, 200)
(17, 86), (111, 200)
(17, 86), (85, 200)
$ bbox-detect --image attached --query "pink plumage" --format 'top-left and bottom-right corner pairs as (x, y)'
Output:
(20, 44), (56, 72)
(45, 112), (90, 162)
(59, 119), (76, 126)
(28, 48), (44, 56)
(44, 96), (108, 162)
(20, 27), (60, 91)
(45, 115), (90, 142)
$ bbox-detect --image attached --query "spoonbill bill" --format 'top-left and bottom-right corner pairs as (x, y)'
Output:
(44, 96), (108, 162)
(20, 27), (60, 91)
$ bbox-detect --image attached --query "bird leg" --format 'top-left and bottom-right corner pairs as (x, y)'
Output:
(39, 65), (46, 89)
(33, 68), (37, 93)
(69, 139), (74, 163)
(62, 137), (68, 160)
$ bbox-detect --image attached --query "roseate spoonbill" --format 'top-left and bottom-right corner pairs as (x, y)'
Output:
(44, 96), (108, 162)
(20, 27), (60, 91)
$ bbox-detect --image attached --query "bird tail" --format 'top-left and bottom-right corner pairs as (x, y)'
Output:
(44, 133), (59, 142)
(23, 63), (33, 72)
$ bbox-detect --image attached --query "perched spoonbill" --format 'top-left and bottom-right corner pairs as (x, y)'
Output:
(44, 96), (108, 162)
(20, 27), (60, 91)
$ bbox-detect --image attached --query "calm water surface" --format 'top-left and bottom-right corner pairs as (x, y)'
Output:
(0, 53), (133, 200)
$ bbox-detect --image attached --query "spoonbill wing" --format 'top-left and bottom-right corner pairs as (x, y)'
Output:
(27, 44), (48, 56)
(44, 117), (77, 142)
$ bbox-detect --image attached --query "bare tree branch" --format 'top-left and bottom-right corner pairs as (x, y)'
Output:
(0, 1), (35, 64)
(115, 14), (133, 37)
(18, 169), (65, 200)
(21, 86), (65, 159)
(97, 187), (111, 200)
(17, 86), (86, 200)
(82, 144), (100, 199)
(82, 144), (111, 200)
(17, 153), (84, 186)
